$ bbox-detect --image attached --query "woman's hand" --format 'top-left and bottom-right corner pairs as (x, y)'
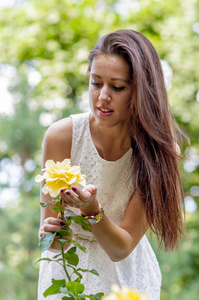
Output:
(60, 184), (100, 216)
(39, 216), (72, 253)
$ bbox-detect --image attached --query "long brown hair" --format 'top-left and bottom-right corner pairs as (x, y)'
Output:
(88, 29), (189, 251)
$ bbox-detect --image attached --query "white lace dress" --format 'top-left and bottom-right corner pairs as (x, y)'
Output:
(38, 112), (162, 300)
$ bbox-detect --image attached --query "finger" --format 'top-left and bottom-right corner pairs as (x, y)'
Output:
(39, 224), (71, 239)
(61, 190), (81, 207)
(43, 217), (65, 227)
(39, 228), (45, 238)
(42, 223), (64, 233)
(61, 186), (97, 209)
(41, 217), (66, 236)
(61, 187), (84, 199)
(84, 184), (97, 195)
(70, 187), (88, 200)
(59, 189), (66, 198)
(73, 185), (97, 198)
(39, 225), (53, 238)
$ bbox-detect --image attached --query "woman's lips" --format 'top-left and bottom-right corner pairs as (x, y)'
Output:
(97, 106), (114, 117)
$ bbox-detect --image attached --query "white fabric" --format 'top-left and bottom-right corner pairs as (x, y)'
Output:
(38, 112), (162, 300)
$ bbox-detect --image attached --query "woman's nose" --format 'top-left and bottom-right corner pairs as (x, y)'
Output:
(98, 86), (111, 102)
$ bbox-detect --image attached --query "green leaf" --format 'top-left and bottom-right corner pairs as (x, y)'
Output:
(53, 201), (63, 208)
(59, 285), (69, 295)
(64, 253), (79, 266)
(76, 295), (86, 300)
(39, 233), (56, 253)
(67, 246), (76, 254)
(34, 258), (52, 264)
(77, 268), (99, 276)
(56, 229), (71, 236)
(60, 284), (84, 298)
(57, 238), (69, 243)
(40, 202), (51, 207)
(52, 196), (62, 201)
(71, 216), (92, 232)
(89, 269), (99, 276)
(86, 292), (104, 300)
(43, 279), (66, 297)
(52, 207), (61, 213)
(65, 218), (72, 227)
(53, 253), (61, 259)
(66, 281), (84, 296)
(68, 239), (87, 253)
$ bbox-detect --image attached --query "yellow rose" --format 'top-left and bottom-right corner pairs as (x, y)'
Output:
(102, 285), (148, 300)
(35, 159), (86, 197)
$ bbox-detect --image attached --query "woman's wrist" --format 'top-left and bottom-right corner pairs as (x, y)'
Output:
(81, 204), (104, 225)
(79, 200), (100, 217)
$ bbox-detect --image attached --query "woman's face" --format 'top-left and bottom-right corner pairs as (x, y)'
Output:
(89, 54), (132, 130)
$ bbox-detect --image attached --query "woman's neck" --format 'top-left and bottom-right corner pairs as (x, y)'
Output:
(90, 115), (131, 161)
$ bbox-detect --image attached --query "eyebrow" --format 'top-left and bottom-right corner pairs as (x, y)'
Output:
(90, 73), (129, 83)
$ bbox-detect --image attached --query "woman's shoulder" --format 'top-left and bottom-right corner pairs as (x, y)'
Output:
(42, 113), (90, 160)
(46, 117), (72, 142)
(43, 117), (72, 159)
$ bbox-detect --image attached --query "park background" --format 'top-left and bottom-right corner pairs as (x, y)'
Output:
(0, 0), (199, 299)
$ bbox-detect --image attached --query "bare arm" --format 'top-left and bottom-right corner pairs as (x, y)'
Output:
(91, 191), (149, 261)
(61, 187), (149, 262)
(38, 117), (73, 251)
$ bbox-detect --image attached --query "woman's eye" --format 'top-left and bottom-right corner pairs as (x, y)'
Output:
(113, 86), (125, 91)
(91, 82), (102, 87)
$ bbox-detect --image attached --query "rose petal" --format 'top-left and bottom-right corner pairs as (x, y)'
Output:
(35, 159), (86, 197)
(35, 174), (44, 182)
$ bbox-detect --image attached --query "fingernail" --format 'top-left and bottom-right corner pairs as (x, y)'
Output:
(61, 189), (64, 193)
(61, 227), (65, 230)
(60, 221), (65, 226)
(72, 187), (77, 192)
(66, 191), (70, 195)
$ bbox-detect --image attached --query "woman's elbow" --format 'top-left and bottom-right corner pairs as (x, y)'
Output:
(108, 247), (133, 262)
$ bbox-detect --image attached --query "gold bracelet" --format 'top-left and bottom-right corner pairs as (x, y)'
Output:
(81, 204), (104, 224)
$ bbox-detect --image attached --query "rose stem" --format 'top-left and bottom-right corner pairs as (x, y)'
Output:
(60, 198), (64, 220)
(61, 242), (71, 281)
(59, 198), (71, 281)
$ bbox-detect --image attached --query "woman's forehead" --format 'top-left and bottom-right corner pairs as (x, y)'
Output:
(90, 54), (131, 80)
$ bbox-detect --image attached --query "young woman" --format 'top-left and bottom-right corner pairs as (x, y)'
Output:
(38, 29), (187, 300)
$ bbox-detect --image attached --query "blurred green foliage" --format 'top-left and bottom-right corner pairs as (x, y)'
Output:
(0, 0), (199, 299)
